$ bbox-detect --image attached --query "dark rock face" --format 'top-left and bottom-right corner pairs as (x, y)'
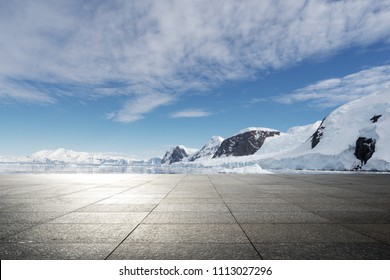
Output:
(311, 118), (326, 149)
(370, 115), (382, 123)
(161, 146), (188, 164)
(354, 137), (376, 165)
(212, 130), (280, 158)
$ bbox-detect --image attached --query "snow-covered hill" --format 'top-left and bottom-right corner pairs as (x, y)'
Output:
(0, 155), (30, 163)
(0, 148), (160, 166)
(30, 148), (138, 165)
(178, 121), (320, 168)
(257, 122), (322, 157)
(260, 90), (390, 171)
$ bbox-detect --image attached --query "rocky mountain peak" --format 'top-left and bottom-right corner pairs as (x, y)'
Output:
(188, 136), (224, 162)
(213, 129), (280, 158)
(161, 146), (191, 164)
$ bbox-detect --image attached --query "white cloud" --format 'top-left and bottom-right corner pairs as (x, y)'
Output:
(247, 97), (268, 105)
(0, 78), (55, 104)
(1, 0), (390, 120)
(276, 65), (390, 107)
(107, 93), (175, 122)
(169, 109), (212, 118)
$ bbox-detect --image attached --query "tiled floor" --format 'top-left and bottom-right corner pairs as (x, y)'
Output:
(1, 173), (390, 259)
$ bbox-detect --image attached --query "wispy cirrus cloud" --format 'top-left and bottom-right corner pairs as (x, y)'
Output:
(0, 78), (55, 104)
(169, 109), (212, 118)
(107, 93), (175, 122)
(275, 65), (390, 108)
(1, 0), (390, 121)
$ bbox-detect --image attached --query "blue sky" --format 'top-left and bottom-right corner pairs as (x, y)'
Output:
(1, 0), (390, 158)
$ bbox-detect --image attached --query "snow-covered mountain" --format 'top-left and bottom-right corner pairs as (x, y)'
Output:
(188, 136), (224, 161)
(175, 122), (320, 167)
(213, 128), (280, 158)
(256, 122), (322, 157)
(1, 91), (389, 172)
(162, 125), (319, 165)
(0, 155), (30, 163)
(260, 90), (390, 171)
(145, 157), (162, 165)
(32, 149), (92, 164)
(161, 146), (198, 165)
(0, 148), (161, 166)
(177, 90), (390, 171)
(30, 148), (137, 165)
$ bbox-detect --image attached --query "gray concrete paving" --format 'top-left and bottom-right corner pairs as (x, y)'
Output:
(0, 173), (390, 260)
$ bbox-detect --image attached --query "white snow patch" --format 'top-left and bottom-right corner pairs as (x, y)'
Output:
(220, 164), (273, 174)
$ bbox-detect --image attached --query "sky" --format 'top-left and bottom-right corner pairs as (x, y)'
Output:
(1, 0), (390, 159)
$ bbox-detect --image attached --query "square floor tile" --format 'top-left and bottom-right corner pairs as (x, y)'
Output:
(48, 212), (149, 224)
(143, 212), (236, 224)
(241, 224), (376, 243)
(124, 224), (249, 243)
(4, 223), (138, 243)
(254, 242), (390, 260)
(108, 243), (260, 260)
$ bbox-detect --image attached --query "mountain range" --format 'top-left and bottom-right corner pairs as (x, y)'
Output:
(0, 148), (161, 166)
(1, 90), (389, 172)
(162, 90), (390, 172)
